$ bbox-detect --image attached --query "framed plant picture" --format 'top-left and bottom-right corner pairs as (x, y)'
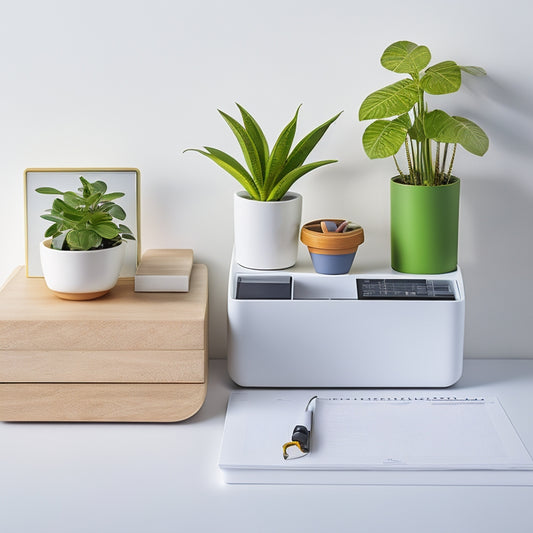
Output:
(24, 168), (141, 277)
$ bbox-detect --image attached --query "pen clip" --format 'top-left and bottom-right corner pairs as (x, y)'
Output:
(282, 439), (309, 460)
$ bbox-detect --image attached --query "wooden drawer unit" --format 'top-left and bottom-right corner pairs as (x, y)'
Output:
(0, 265), (208, 422)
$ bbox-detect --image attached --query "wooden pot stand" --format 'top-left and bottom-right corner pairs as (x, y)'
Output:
(0, 265), (208, 422)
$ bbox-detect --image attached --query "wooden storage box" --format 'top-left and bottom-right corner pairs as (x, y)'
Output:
(0, 265), (208, 422)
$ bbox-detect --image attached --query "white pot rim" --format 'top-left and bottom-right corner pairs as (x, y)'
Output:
(235, 190), (302, 203)
(41, 239), (124, 254)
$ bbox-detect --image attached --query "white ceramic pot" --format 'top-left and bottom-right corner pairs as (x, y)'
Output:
(40, 240), (126, 300)
(233, 191), (303, 270)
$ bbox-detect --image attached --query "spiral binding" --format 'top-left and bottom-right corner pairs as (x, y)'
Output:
(319, 396), (485, 402)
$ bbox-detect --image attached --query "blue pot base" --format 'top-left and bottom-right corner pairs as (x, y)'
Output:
(309, 252), (356, 275)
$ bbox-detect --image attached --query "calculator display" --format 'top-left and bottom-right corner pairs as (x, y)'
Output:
(356, 279), (455, 300)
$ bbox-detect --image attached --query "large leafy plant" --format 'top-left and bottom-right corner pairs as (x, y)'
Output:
(37, 176), (135, 251)
(359, 40), (489, 186)
(186, 104), (341, 201)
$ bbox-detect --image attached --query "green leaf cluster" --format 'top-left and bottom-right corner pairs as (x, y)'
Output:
(36, 176), (135, 250)
(359, 41), (489, 186)
(186, 104), (341, 201)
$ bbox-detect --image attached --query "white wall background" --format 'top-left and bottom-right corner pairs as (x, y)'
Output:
(0, 0), (532, 358)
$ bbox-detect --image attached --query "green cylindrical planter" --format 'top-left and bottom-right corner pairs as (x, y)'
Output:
(390, 176), (460, 274)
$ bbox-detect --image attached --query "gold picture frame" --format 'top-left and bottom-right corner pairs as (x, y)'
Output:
(24, 168), (141, 278)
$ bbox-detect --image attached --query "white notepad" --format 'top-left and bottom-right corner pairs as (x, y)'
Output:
(219, 391), (533, 485)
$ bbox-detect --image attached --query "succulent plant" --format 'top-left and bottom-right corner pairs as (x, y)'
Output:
(36, 176), (135, 250)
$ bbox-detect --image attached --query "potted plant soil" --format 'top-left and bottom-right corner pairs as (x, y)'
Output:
(301, 219), (364, 275)
(36, 176), (135, 300)
(359, 40), (489, 274)
(186, 104), (341, 270)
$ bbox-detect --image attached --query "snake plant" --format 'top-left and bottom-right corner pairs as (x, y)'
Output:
(186, 104), (341, 201)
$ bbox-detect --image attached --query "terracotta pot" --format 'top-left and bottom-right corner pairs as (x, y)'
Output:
(300, 219), (364, 275)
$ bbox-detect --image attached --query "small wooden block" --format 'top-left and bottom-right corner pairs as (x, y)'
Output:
(135, 249), (193, 292)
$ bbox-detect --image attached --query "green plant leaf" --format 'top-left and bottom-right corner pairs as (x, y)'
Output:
(202, 146), (261, 199)
(263, 106), (300, 198)
(218, 109), (263, 187)
(66, 229), (102, 250)
(44, 223), (60, 238)
(99, 202), (115, 212)
(100, 192), (125, 202)
(359, 79), (419, 120)
(121, 234), (135, 240)
(41, 214), (66, 224)
(424, 110), (489, 156)
(362, 118), (408, 159)
(423, 110), (461, 142)
(451, 116), (489, 156)
(89, 212), (113, 225)
(408, 115), (426, 142)
(380, 41), (431, 74)
(90, 180), (107, 194)
(63, 191), (84, 207)
(60, 211), (85, 222)
(118, 224), (133, 235)
(185, 147), (260, 200)
(78, 177), (91, 197)
(35, 187), (64, 195)
(460, 65), (487, 77)
(89, 222), (120, 239)
(85, 192), (102, 206)
(266, 159), (337, 201)
(106, 204), (126, 220)
(236, 103), (269, 179)
(282, 111), (342, 175)
(53, 198), (81, 216)
(395, 113), (412, 129)
(52, 200), (85, 224)
(420, 61), (461, 95)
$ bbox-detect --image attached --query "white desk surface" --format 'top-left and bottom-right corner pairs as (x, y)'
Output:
(1, 359), (533, 533)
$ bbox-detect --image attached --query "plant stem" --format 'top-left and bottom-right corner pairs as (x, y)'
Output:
(416, 138), (421, 185)
(446, 144), (457, 184)
(393, 155), (405, 182)
(416, 90), (433, 185)
(417, 92), (425, 183)
(435, 142), (441, 186)
(424, 138), (433, 186)
(441, 143), (449, 186)
(409, 137), (417, 185)
(404, 138), (414, 184)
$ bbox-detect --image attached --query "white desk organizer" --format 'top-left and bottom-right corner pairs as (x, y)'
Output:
(227, 259), (465, 388)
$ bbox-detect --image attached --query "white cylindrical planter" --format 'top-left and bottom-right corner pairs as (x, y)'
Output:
(234, 191), (303, 270)
(40, 240), (126, 300)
